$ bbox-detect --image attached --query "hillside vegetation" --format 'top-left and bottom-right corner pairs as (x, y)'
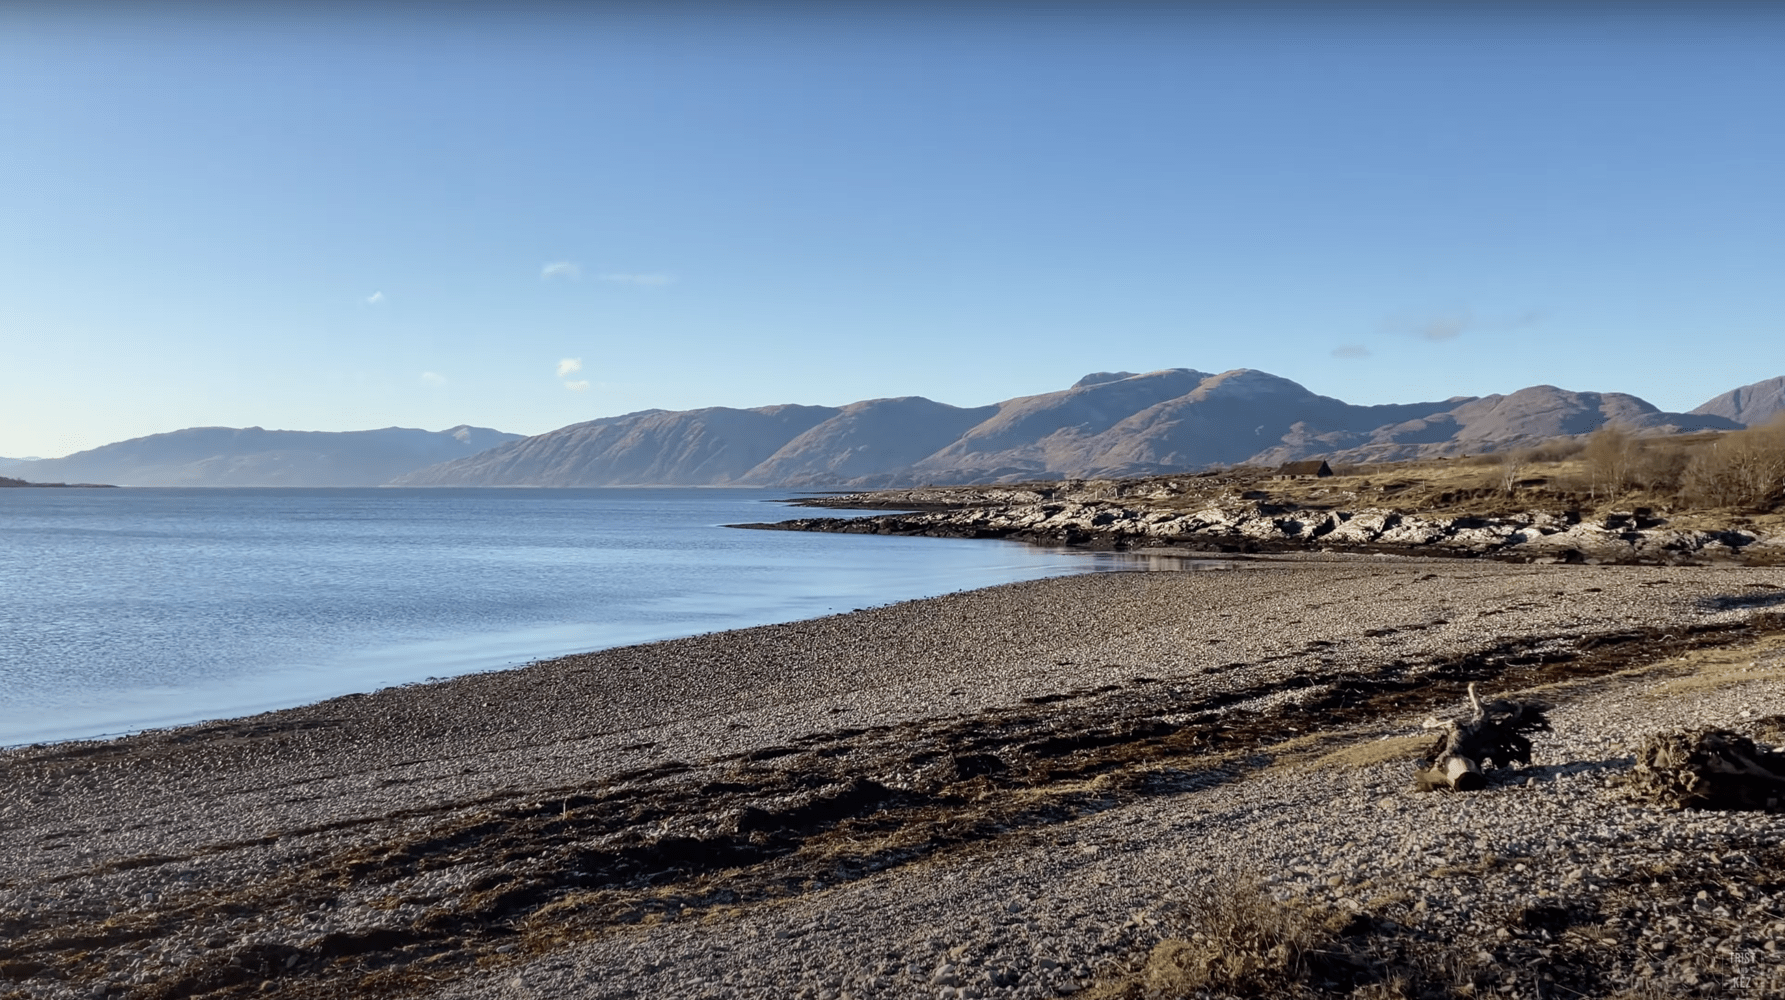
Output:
(1231, 416), (1785, 532)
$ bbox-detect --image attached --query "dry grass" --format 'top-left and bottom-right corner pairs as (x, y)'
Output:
(1638, 632), (1785, 699)
(1075, 874), (1351, 1000)
(1150, 877), (1341, 992)
(1304, 734), (1432, 771)
(1070, 874), (1503, 1000)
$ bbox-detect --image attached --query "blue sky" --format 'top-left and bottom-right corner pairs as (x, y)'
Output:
(3, 3), (1782, 458)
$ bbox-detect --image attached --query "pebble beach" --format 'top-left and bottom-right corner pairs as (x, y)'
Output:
(5, 559), (1785, 999)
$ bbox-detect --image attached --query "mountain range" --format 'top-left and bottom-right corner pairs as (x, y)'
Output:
(13, 371), (1783, 488)
(390, 369), (1778, 488)
(7, 425), (520, 487)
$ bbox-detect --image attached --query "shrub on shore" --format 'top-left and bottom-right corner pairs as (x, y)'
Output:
(1140, 875), (1337, 994)
(1680, 415), (1785, 509)
(1562, 419), (1785, 511)
(1082, 874), (1487, 999)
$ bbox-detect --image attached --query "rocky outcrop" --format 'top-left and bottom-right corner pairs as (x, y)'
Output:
(752, 500), (1783, 565)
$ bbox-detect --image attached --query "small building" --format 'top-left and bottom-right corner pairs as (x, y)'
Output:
(1273, 460), (1333, 480)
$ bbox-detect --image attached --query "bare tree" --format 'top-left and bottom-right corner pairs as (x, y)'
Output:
(1629, 439), (1689, 496)
(1583, 424), (1637, 501)
(1496, 448), (1531, 495)
(1683, 416), (1785, 509)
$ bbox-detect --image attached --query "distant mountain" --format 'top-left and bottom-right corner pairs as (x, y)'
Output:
(900, 369), (1458, 482)
(969, 369), (1486, 479)
(1251, 385), (1740, 466)
(391, 406), (839, 487)
(740, 397), (1000, 487)
(0, 456), (42, 469)
(1692, 375), (1785, 427)
(392, 368), (1746, 488)
(0, 475), (114, 489)
(10, 425), (521, 487)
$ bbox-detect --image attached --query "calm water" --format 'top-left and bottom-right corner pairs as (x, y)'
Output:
(0, 488), (1201, 745)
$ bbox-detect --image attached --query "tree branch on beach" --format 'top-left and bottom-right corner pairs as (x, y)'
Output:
(1415, 683), (1551, 792)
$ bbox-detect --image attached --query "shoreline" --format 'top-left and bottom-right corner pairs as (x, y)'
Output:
(0, 554), (1363, 756)
(0, 489), (1151, 751)
(745, 485), (1785, 566)
(6, 564), (1785, 998)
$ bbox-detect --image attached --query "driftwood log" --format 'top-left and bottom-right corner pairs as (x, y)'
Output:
(1628, 728), (1785, 811)
(1415, 683), (1552, 792)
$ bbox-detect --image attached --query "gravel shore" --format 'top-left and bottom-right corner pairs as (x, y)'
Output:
(4, 561), (1785, 999)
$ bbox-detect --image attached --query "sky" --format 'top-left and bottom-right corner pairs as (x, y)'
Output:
(2, 3), (1783, 458)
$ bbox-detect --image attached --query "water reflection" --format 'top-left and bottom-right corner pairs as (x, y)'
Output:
(0, 488), (1233, 745)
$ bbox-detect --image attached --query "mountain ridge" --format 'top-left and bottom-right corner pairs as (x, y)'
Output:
(391, 370), (1779, 489)
(22, 372), (1780, 488)
(1692, 376), (1785, 427)
(10, 425), (522, 487)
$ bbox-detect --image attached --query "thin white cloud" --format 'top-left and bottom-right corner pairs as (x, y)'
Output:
(420, 371), (447, 386)
(1417, 316), (1468, 342)
(564, 380), (590, 392)
(366, 291), (385, 305)
(556, 357), (583, 378)
(541, 261), (581, 281)
(1331, 345), (1371, 359)
(1385, 307), (1544, 344)
(598, 272), (674, 286)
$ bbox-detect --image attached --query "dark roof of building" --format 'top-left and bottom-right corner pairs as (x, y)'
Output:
(1276, 460), (1333, 476)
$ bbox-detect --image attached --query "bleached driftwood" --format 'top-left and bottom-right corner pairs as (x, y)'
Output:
(1415, 683), (1551, 792)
